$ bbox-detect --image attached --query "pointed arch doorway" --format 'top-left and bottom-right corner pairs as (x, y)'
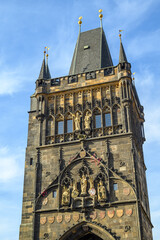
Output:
(78, 233), (103, 240)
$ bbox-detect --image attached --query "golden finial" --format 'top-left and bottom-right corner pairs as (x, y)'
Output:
(78, 16), (82, 25)
(99, 9), (103, 19)
(45, 47), (50, 58)
(132, 72), (136, 81)
(99, 9), (103, 28)
(78, 16), (82, 33)
(119, 30), (124, 39)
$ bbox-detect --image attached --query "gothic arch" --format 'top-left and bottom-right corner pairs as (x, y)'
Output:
(59, 221), (116, 240)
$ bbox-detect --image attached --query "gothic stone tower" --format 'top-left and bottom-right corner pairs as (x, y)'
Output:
(19, 22), (153, 240)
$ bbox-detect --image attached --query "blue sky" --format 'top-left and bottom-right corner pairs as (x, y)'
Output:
(0, 0), (159, 239)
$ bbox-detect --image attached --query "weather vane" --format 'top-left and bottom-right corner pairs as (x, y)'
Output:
(78, 16), (82, 33)
(99, 9), (103, 28)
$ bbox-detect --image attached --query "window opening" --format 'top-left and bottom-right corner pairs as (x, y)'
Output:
(53, 190), (57, 198)
(113, 183), (118, 191)
(67, 119), (73, 133)
(105, 113), (111, 127)
(30, 158), (33, 165)
(95, 114), (101, 128)
(58, 121), (63, 134)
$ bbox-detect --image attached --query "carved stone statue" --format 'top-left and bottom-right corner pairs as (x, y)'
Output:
(84, 111), (91, 129)
(74, 112), (81, 131)
(62, 185), (70, 205)
(98, 180), (107, 201)
(80, 174), (87, 196)
(71, 181), (79, 198)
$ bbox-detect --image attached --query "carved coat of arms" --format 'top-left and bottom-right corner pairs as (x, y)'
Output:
(107, 210), (115, 218)
(65, 214), (71, 223)
(73, 213), (80, 222)
(57, 215), (63, 223)
(40, 217), (47, 225)
(116, 209), (124, 218)
(126, 209), (133, 216)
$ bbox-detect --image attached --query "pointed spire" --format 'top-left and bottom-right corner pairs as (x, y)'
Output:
(119, 31), (128, 63)
(38, 50), (47, 79)
(38, 48), (51, 79)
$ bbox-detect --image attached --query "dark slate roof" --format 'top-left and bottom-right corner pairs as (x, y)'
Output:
(38, 57), (51, 79)
(69, 28), (113, 75)
(119, 39), (127, 63)
(46, 61), (51, 79)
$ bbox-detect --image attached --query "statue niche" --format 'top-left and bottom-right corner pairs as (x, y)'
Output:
(62, 185), (70, 206)
(97, 180), (107, 202)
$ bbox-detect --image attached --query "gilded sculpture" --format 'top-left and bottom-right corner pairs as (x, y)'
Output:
(80, 174), (87, 195)
(71, 181), (79, 198)
(98, 180), (107, 201)
(62, 185), (70, 205)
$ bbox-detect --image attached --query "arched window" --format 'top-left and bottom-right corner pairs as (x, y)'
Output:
(103, 108), (111, 127)
(65, 113), (73, 133)
(104, 113), (111, 127)
(58, 121), (64, 134)
(93, 108), (101, 128)
(56, 115), (64, 135)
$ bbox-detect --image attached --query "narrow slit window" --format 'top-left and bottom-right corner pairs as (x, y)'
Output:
(53, 190), (57, 198)
(58, 121), (63, 134)
(67, 119), (73, 133)
(105, 113), (111, 127)
(95, 115), (101, 128)
(30, 158), (33, 166)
